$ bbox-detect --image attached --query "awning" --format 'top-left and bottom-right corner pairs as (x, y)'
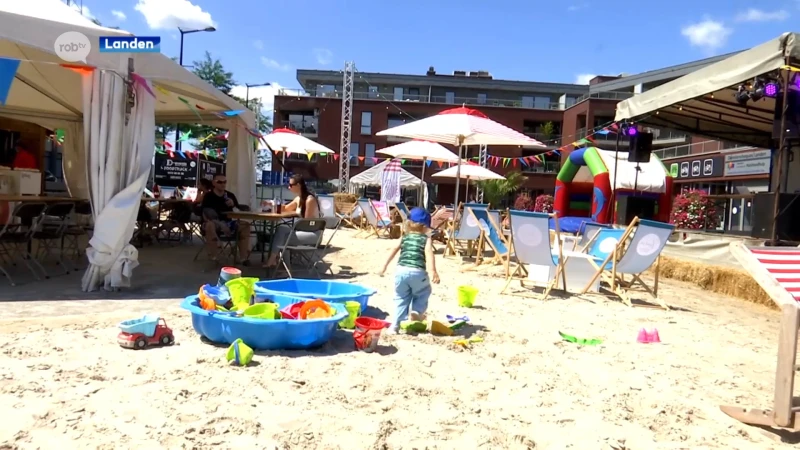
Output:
(614, 32), (800, 148)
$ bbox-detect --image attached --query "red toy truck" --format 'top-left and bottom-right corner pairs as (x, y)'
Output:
(118, 316), (175, 350)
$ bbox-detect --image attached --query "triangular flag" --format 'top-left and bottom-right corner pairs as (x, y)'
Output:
(178, 96), (203, 120)
(358, 156), (365, 162)
(333, 154), (339, 160)
(307, 153), (313, 161)
(512, 158), (518, 167)
(195, 104), (206, 110)
(55, 129), (65, 143)
(0, 58), (20, 106)
(130, 73), (156, 98)
(401, 159), (406, 164)
(223, 110), (244, 116)
(155, 85), (171, 96)
(371, 157), (377, 163)
(60, 63), (95, 76)
(436, 161), (443, 168)
(425, 160), (432, 167)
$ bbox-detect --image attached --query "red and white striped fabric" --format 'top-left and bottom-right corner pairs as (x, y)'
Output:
(380, 159), (402, 202)
(376, 106), (546, 148)
(750, 248), (800, 300)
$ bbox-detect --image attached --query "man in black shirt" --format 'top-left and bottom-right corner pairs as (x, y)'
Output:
(201, 174), (251, 263)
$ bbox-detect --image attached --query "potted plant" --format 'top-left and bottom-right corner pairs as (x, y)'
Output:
(534, 194), (554, 213)
(670, 189), (720, 229)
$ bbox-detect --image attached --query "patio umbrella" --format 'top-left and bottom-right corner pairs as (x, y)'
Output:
(432, 163), (505, 202)
(263, 128), (333, 199)
(376, 139), (460, 206)
(376, 106), (544, 208)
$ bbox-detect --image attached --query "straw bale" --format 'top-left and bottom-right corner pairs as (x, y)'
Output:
(651, 256), (775, 309)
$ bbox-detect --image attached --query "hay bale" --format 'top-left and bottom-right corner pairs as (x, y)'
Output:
(333, 193), (357, 203)
(652, 256), (775, 309)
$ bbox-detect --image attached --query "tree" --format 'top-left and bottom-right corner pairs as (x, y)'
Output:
(477, 171), (526, 207)
(539, 121), (555, 140)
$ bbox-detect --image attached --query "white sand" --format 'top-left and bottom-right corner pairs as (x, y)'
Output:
(0, 229), (792, 449)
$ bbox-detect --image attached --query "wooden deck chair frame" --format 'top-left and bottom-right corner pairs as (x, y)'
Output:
(334, 199), (360, 229)
(502, 212), (567, 299)
(719, 242), (800, 430)
(468, 207), (510, 273)
(355, 199), (391, 239)
(577, 217), (669, 310)
(429, 206), (450, 251)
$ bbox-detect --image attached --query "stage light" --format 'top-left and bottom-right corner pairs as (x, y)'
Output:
(627, 126), (637, 136)
(764, 82), (780, 97)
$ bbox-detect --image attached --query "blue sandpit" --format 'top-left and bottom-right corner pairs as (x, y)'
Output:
(254, 279), (377, 313)
(181, 295), (348, 350)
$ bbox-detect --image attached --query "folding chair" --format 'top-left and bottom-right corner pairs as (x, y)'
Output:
(580, 217), (674, 309)
(317, 194), (339, 229)
(316, 217), (343, 276)
(334, 198), (359, 229)
(193, 210), (240, 263)
(0, 202), (47, 285)
(429, 206), (452, 250)
(446, 202), (488, 257)
(394, 202), (410, 222)
(355, 199), (391, 238)
(502, 211), (567, 299)
(272, 218), (328, 278)
(468, 207), (511, 271)
(62, 200), (93, 265)
(576, 221), (611, 250)
(32, 202), (75, 276)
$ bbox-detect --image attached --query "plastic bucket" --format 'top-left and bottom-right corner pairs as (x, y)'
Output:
(243, 303), (278, 320)
(226, 277), (259, 311)
(353, 317), (389, 353)
(339, 301), (361, 330)
(457, 286), (478, 308)
(218, 267), (241, 287)
(299, 300), (333, 319)
(226, 338), (254, 366)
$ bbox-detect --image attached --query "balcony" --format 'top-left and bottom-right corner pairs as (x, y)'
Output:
(521, 161), (561, 174)
(280, 117), (318, 138)
(524, 132), (560, 148)
(573, 91), (634, 105)
(574, 127), (688, 145)
(278, 88), (564, 111)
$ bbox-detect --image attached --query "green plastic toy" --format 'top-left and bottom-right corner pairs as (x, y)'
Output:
(226, 338), (254, 366)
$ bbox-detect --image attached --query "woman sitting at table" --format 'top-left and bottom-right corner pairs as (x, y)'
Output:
(264, 174), (323, 269)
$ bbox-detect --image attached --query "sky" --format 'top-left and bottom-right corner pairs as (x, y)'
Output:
(72, 0), (796, 120)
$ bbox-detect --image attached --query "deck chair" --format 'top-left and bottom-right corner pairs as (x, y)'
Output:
(272, 218), (328, 279)
(576, 221), (611, 250)
(447, 202), (489, 257)
(502, 211), (567, 299)
(355, 199), (391, 238)
(720, 243), (800, 430)
(334, 197), (359, 229)
(579, 218), (673, 309)
(468, 207), (511, 270)
(394, 201), (410, 221)
(429, 206), (451, 251)
(317, 194), (339, 229)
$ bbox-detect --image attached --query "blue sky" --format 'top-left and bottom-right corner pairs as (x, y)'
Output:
(77, 0), (796, 115)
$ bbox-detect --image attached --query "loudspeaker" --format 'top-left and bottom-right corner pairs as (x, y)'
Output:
(628, 132), (653, 163)
(615, 195), (657, 225)
(773, 89), (800, 139)
(751, 192), (800, 241)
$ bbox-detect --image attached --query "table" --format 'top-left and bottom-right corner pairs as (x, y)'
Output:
(0, 195), (84, 202)
(227, 211), (298, 263)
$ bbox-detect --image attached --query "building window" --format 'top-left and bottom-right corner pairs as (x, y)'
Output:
(388, 115), (405, 128)
(522, 96), (534, 108)
(368, 86), (378, 99)
(365, 143), (376, 166)
(349, 142), (359, 166)
(317, 84), (335, 97)
(360, 111), (372, 135)
(445, 92), (455, 104)
(565, 96), (577, 107)
(409, 88), (420, 100)
(393, 87), (403, 101)
(534, 96), (551, 109)
(477, 93), (487, 104)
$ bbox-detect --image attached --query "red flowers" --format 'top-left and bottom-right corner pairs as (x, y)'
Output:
(670, 189), (720, 230)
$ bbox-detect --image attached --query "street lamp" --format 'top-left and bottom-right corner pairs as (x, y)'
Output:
(176, 26), (216, 153)
(245, 82), (271, 110)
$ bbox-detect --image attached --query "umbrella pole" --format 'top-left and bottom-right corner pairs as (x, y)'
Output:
(449, 142), (464, 257)
(420, 157), (427, 208)
(280, 152), (286, 202)
(453, 144), (463, 208)
(466, 177), (470, 202)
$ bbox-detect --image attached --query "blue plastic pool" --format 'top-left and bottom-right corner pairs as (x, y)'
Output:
(181, 295), (348, 350)
(254, 279), (377, 313)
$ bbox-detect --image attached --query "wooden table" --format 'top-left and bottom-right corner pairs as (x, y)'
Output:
(227, 211), (298, 264)
(0, 195), (84, 202)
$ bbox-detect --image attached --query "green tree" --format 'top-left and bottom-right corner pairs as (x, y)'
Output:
(539, 121), (555, 140)
(477, 170), (526, 207)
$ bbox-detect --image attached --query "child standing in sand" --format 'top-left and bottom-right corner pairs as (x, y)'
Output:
(379, 207), (440, 333)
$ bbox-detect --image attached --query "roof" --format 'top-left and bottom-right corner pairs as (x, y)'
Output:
(614, 32), (799, 148)
(296, 69), (590, 95)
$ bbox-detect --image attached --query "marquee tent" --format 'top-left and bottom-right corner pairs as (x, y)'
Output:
(349, 159), (429, 206)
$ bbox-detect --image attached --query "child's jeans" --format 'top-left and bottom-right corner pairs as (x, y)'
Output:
(391, 266), (432, 330)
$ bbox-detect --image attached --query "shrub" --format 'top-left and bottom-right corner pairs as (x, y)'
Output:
(513, 193), (535, 211)
(534, 194), (554, 213)
(670, 189), (720, 229)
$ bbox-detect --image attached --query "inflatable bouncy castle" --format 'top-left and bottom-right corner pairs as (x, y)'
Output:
(553, 147), (673, 232)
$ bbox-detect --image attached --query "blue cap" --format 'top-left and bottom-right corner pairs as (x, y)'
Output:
(408, 207), (431, 228)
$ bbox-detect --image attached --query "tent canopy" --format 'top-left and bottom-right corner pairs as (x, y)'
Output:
(349, 159), (424, 187)
(571, 148), (668, 193)
(615, 32), (800, 148)
(0, 1), (254, 128)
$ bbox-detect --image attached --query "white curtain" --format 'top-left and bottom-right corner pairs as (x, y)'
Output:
(81, 68), (155, 291)
(61, 121), (87, 199)
(225, 126), (256, 209)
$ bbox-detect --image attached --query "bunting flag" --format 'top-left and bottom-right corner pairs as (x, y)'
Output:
(0, 57), (21, 106)
(60, 63), (95, 76)
(130, 73), (156, 98)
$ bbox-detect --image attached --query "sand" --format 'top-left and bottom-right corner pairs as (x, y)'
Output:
(0, 228), (794, 449)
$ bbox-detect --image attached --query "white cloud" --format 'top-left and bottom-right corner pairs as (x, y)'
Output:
(574, 74), (596, 84)
(253, 40), (264, 50)
(134, 0), (215, 30)
(735, 8), (789, 22)
(681, 19), (732, 51)
(261, 57), (290, 71)
(230, 82), (285, 122)
(111, 10), (127, 21)
(69, 3), (94, 20)
(313, 48), (333, 65)
(567, 3), (588, 11)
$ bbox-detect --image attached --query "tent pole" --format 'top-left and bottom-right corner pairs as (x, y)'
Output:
(420, 157), (427, 208)
(610, 131), (621, 224)
(771, 67), (791, 244)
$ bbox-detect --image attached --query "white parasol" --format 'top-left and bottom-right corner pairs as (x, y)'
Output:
(263, 127), (334, 199)
(432, 163), (505, 201)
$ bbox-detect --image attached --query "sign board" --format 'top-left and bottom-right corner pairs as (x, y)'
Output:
(669, 163), (679, 177)
(154, 154), (226, 187)
(723, 149), (771, 176)
(261, 170), (292, 186)
(675, 154), (724, 179)
(199, 159), (226, 181)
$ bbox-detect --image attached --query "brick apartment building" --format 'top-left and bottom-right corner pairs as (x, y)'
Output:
(273, 53), (770, 220)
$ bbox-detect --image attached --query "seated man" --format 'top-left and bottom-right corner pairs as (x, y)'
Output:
(201, 174), (251, 264)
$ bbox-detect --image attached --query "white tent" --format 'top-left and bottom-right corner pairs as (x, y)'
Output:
(615, 32), (800, 149)
(349, 159), (429, 206)
(0, 0), (256, 205)
(574, 148), (668, 193)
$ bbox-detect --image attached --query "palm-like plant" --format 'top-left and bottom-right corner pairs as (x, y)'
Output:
(477, 171), (526, 207)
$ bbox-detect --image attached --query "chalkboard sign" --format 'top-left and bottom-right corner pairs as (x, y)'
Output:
(154, 154), (226, 187)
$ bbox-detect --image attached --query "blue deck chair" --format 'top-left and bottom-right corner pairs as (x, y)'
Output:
(577, 221), (612, 250)
(447, 202), (489, 257)
(502, 211), (567, 299)
(468, 207), (511, 270)
(394, 201), (411, 221)
(581, 217), (674, 309)
(355, 199), (391, 239)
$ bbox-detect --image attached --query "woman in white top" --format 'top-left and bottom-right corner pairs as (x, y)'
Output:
(264, 175), (323, 268)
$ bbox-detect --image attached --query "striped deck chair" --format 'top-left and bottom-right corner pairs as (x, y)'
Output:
(355, 199), (391, 238)
(720, 242), (800, 430)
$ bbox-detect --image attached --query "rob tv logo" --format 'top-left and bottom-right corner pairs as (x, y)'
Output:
(99, 36), (161, 53)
